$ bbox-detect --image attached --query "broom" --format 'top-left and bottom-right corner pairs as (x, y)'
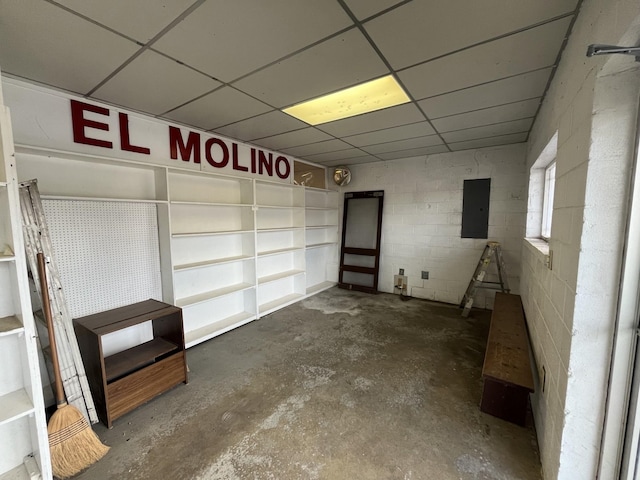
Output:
(37, 252), (110, 479)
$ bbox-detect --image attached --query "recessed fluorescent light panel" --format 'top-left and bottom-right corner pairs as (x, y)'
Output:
(283, 75), (410, 125)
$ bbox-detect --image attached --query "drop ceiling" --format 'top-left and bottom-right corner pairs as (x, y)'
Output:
(0, 0), (580, 167)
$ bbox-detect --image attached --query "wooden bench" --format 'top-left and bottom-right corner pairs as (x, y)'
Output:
(480, 292), (535, 426)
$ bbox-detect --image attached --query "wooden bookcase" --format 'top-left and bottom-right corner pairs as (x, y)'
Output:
(73, 299), (188, 428)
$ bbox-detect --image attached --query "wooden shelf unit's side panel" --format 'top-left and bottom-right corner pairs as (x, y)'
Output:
(73, 322), (108, 427)
(168, 170), (253, 204)
(152, 310), (185, 352)
(15, 151), (165, 202)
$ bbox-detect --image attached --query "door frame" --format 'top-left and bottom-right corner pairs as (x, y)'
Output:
(338, 190), (384, 294)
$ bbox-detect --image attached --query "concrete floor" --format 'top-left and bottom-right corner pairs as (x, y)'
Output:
(75, 288), (541, 480)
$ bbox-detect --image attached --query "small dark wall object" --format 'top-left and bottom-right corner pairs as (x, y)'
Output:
(461, 178), (491, 239)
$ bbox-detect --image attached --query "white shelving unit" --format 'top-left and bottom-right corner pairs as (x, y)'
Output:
(0, 103), (51, 479)
(168, 171), (257, 348)
(304, 188), (339, 295)
(255, 180), (306, 317)
(10, 143), (339, 350)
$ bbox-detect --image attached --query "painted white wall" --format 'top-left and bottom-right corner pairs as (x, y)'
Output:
(340, 143), (527, 308)
(522, 0), (640, 477)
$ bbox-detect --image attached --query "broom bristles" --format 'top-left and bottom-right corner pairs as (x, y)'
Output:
(48, 404), (109, 479)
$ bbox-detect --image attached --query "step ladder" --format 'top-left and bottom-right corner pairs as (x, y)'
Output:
(19, 179), (98, 424)
(460, 241), (510, 317)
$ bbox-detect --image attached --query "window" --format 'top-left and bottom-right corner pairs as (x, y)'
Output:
(526, 133), (557, 241)
(541, 162), (556, 239)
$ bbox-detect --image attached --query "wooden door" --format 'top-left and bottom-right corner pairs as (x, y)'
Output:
(338, 191), (384, 294)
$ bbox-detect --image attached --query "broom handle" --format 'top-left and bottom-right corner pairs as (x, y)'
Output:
(37, 252), (66, 407)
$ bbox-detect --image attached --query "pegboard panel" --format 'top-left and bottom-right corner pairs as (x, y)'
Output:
(42, 200), (162, 318)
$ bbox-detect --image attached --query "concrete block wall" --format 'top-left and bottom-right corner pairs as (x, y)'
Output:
(522, 0), (640, 477)
(340, 143), (527, 308)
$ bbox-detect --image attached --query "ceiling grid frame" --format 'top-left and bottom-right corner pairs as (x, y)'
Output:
(0, 0), (584, 166)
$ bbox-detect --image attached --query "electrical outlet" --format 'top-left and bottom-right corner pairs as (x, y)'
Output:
(421, 271), (429, 280)
(399, 268), (404, 275)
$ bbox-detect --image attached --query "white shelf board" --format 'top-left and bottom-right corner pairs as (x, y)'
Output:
(306, 281), (336, 296)
(172, 229), (254, 238)
(257, 247), (303, 257)
(305, 225), (338, 230)
(185, 311), (256, 349)
(256, 227), (304, 233)
(257, 204), (304, 210)
(259, 293), (305, 316)
(0, 389), (35, 426)
(0, 316), (24, 336)
(305, 206), (337, 211)
(174, 255), (254, 271)
(305, 242), (337, 250)
(175, 283), (254, 307)
(0, 254), (16, 263)
(40, 195), (167, 204)
(258, 269), (305, 285)
(170, 201), (252, 207)
(304, 186), (337, 192)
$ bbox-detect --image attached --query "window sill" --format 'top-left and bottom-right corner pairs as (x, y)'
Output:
(524, 237), (552, 269)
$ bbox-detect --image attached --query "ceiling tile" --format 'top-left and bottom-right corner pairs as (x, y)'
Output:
(317, 103), (424, 137)
(448, 133), (529, 151)
(344, 121), (435, 147)
(323, 156), (380, 166)
(233, 29), (388, 108)
(342, 0), (406, 21)
(365, 0), (578, 69)
(153, 0), (353, 82)
(419, 68), (552, 118)
(93, 51), (220, 115)
(0, 0), (140, 94)
(252, 128), (333, 151)
(362, 135), (443, 155)
(54, 0), (194, 43)
(163, 87), (272, 130)
(303, 148), (370, 162)
(432, 99), (540, 133)
(282, 139), (353, 157)
(214, 110), (307, 141)
(377, 145), (450, 160)
(322, 155), (380, 167)
(441, 119), (533, 143)
(398, 17), (572, 100)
